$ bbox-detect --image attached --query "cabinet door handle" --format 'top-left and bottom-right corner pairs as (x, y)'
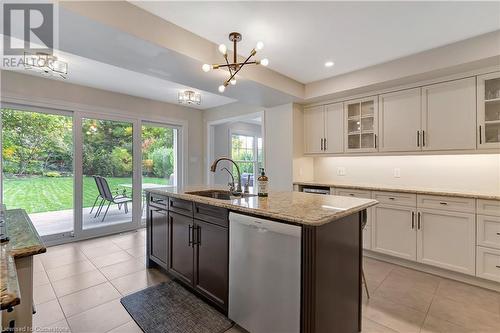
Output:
(188, 225), (193, 246)
(417, 212), (421, 230)
(374, 134), (377, 149)
(320, 138), (324, 151)
(496, 265), (500, 269)
(411, 211), (415, 229)
(496, 232), (500, 236)
(324, 138), (327, 151)
(479, 126), (482, 145)
(422, 130), (426, 147)
(389, 197), (395, 200)
(197, 226), (201, 246)
(417, 131), (420, 147)
(439, 202), (448, 205)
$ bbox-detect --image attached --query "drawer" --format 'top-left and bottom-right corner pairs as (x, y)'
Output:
(169, 197), (193, 217)
(477, 215), (500, 250)
(334, 188), (371, 199)
(417, 195), (475, 213)
(372, 191), (416, 207)
(149, 193), (168, 209)
(476, 246), (500, 283)
(362, 225), (371, 250)
(477, 199), (500, 217)
(194, 203), (229, 228)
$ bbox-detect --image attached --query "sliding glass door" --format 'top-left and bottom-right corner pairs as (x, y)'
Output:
(141, 122), (180, 220)
(1, 106), (74, 241)
(1, 105), (182, 243)
(81, 117), (134, 230)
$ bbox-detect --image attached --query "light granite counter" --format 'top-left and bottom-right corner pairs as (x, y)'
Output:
(1, 209), (46, 310)
(146, 185), (378, 226)
(293, 181), (500, 201)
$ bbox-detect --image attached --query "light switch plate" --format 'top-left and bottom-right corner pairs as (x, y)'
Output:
(337, 167), (346, 176)
(393, 168), (401, 178)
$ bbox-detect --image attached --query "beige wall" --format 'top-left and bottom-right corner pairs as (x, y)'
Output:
(1, 71), (205, 184)
(312, 154), (500, 194)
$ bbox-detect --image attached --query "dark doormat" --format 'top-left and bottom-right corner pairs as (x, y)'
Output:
(120, 280), (233, 333)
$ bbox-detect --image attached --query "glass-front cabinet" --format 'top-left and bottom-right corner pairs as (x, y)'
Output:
(478, 72), (500, 148)
(345, 97), (378, 152)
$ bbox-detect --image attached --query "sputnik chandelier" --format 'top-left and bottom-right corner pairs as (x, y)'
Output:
(202, 32), (269, 93)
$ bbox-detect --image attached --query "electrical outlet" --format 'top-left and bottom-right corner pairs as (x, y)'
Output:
(394, 168), (401, 178)
(337, 167), (346, 176)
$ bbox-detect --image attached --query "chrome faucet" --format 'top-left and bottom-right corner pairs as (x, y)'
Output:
(210, 157), (242, 195)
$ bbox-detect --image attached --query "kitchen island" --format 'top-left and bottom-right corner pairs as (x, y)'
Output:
(145, 186), (377, 333)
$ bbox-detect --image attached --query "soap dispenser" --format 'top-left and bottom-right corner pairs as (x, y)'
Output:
(257, 168), (268, 197)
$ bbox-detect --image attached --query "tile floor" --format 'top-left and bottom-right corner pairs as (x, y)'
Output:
(33, 229), (500, 333)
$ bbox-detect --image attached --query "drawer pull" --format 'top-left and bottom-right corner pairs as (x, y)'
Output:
(389, 197), (395, 200)
(497, 232), (500, 236)
(439, 202), (448, 205)
(349, 193), (355, 196)
(497, 266), (500, 269)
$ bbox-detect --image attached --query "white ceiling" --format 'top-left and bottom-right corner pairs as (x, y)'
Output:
(0, 38), (236, 110)
(133, 1), (500, 83)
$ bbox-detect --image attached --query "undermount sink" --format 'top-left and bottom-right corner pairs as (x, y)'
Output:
(186, 190), (257, 200)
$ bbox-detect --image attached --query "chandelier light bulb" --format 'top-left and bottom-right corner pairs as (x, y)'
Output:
(218, 44), (227, 55)
(260, 58), (269, 67)
(218, 85), (226, 93)
(256, 41), (264, 50)
(202, 64), (211, 72)
(230, 79), (237, 85)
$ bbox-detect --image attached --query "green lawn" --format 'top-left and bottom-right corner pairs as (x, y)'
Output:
(3, 176), (169, 214)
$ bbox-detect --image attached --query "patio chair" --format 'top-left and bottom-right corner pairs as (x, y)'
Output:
(94, 176), (132, 222)
(89, 176), (103, 215)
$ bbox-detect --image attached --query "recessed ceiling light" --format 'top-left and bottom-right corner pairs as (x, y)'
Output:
(324, 61), (335, 68)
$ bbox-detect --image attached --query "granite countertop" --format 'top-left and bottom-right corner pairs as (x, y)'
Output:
(1, 209), (46, 310)
(146, 185), (378, 226)
(293, 181), (500, 201)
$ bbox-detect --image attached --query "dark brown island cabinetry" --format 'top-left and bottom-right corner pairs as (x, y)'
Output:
(146, 194), (229, 312)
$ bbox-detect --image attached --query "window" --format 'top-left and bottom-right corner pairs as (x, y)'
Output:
(231, 133), (263, 186)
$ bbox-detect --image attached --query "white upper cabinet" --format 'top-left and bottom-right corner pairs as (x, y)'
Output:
(304, 105), (325, 154)
(304, 103), (344, 154)
(477, 72), (500, 149)
(421, 77), (477, 151)
(345, 97), (378, 152)
(324, 102), (344, 154)
(379, 88), (422, 152)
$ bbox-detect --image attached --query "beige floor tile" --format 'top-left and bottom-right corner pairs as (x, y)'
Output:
(224, 325), (249, 333)
(362, 317), (399, 333)
(90, 250), (134, 268)
(374, 271), (435, 312)
(34, 283), (57, 305)
(76, 237), (113, 250)
(420, 315), (472, 333)
(110, 268), (169, 295)
(428, 296), (500, 331)
(99, 257), (145, 280)
(46, 260), (97, 282)
(436, 279), (500, 315)
(363, 258), (396, 291)
(363, 295), (426, 333)
(52, 270), (107, 297)
(33, 256), (45, 272)
(40, 319), (71, 332)
(113, 237), (145, 251)
(389, 266), (441, 294)
(81, 243), (124, 259)
(41, 251), (87, 270)
(34, 270), (50, 286)
(33, 299), (65, 328)
(67, 299), (132, 333)
(106, 320), (143, 333)
(125, 245), (146, 258)
(44, 243), (80, 258)
(59, 282), (121, 317)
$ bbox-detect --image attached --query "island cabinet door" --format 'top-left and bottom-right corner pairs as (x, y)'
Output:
(149, 207), (168, 268)
(372, 204), (417, 261)
(169, 211), (194, 285)
(194, 219), (229, 311)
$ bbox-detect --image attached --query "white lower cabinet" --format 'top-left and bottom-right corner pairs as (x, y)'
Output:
(476, 246), (500, 283)
(417, 209), (476, 275)
(372, 204), (416, 261)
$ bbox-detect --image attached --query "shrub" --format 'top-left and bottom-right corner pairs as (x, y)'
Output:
(45, 171), (61, 177)
(150, 147), (174, 178)
(110, 147), (132, 177)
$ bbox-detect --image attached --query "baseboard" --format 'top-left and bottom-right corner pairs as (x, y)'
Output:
(363, 250), (500, 293)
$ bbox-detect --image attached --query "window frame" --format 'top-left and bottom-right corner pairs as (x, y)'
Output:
(229, 130), (262, 185)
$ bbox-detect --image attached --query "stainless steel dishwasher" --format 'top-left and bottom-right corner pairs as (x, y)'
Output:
(228, 212), (301, 333)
